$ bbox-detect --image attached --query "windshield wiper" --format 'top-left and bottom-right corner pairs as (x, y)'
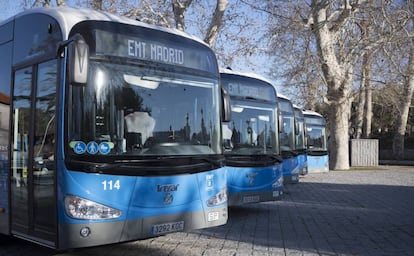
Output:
(307, 149), (328, 156)
(65, 160), (130, 173)
(66, 156), (224, 176)
(189, 156), (225, 168)
(281, 150), (298, 158)
(225, 154), (282, 167)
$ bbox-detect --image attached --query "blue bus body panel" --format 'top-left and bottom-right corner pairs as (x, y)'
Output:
(307, 155), (329, 173)
(58, 167), (227, 223)
(297, 153), (308, 175)
(57, 163), (228, 248)
(282, 157), (299, 184)
(226, 164), (283, 206)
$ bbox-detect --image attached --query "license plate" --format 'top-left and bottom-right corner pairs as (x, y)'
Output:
(152, 221), (184, 235)
(243, 195), (260, 203)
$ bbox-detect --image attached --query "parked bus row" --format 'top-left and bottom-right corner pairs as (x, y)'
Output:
(0, 7), (328, 250)
(220, 68), (329, 207)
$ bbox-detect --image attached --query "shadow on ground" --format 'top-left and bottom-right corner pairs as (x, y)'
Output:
(1, 181), (414, 255)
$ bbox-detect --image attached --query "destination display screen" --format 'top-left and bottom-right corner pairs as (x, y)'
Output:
(305, 116), (325, 126)
(278, 99), (294, 114)
(220, 74), (276, 102)
(94, 29), (217, 73)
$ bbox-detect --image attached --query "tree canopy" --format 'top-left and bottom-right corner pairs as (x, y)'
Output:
(3, 0), (414, 167)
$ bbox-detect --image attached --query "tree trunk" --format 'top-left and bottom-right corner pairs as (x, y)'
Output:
(392, 4), (414, 160)
(363, 77), (373, 138)
(311, 0), (353, 170)
(392, 45), (414, 160)
(359, 5), (374, 139)
(328, 98), (352, 170)
(355, 82), (365, 139)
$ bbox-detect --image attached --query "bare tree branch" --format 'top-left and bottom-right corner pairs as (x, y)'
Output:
(172, 0), (193, 31)
(204, 0), (228, 46)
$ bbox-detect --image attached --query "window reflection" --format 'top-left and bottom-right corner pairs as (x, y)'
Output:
(306, 127), (327, 151)
(11, 67), (32, 227)
(280, 116), (294, 151)
(11, 60), (57, 234)
(223, 101), (277, 155)
(295, 120), (305, 150)
(68, 62), (220, 156)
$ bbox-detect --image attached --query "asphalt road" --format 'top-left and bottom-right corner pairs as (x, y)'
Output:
(1, 165), (413, 256)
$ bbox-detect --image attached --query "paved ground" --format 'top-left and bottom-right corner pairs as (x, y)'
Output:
(1, 165), (414, 255)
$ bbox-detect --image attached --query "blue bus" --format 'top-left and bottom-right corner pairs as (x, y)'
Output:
(293, 105), (308, 176)
(0, 7), (228, 249)
(303, 110), (329, 173)
(277, 94), (299, 184)
(220, 68), (283, 206)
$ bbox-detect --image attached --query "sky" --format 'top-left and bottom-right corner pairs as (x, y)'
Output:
(0, 0), (283, 95)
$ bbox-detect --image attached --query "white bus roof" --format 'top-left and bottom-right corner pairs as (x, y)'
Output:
(293, 104), (304, 110)
(276, 92), (290, 101)
(219, 68), (276, 88)
(303, 110), (324, 118)
(1, 6), (206, 44)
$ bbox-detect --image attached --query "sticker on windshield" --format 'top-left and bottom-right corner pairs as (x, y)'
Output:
(71, 141), (86, 154)
(70, 141), (114, 155)
(99, 142), (111, 155)
(87, 141), (99, 154)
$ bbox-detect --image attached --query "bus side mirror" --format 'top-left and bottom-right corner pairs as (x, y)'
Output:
(221, 88), (232, 122)
(67, 35), (89, 85)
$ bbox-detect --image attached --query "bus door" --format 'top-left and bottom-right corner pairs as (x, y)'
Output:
(10, 60), (57, 246)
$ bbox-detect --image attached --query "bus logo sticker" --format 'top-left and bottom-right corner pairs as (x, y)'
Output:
(87, 142), (99, 154)
(72, 141), (86, 154)
(157, 184), (179, 205)
(157, 184), (179, 192)
(163, 193), (173, 205)
(99, 142), (111, 155)
(246, 172), (258, 186)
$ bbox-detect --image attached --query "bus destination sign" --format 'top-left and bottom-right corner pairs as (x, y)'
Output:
(127, 39), (184, 65)
(221, 76), (276, 102)
(94, 29), (215, 72)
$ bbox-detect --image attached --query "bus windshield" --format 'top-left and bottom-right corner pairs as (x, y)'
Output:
(305, 115), (327, 151)
(67, 61), (220, 157)
(306, 125), (327, 151)
(222, 100), (277, 155)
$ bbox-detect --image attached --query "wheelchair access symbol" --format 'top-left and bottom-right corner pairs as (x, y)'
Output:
(73, 141), (86, 154)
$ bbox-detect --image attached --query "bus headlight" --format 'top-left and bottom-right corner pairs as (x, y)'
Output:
(272, 176), (283, 188)
(65, 195), (121, 220)
(206, 187), (227, 207)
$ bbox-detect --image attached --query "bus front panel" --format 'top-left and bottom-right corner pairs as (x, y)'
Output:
(57, 20), (227, 249)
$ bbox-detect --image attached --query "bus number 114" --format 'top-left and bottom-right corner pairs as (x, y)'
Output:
(102, 180), (121, 191)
